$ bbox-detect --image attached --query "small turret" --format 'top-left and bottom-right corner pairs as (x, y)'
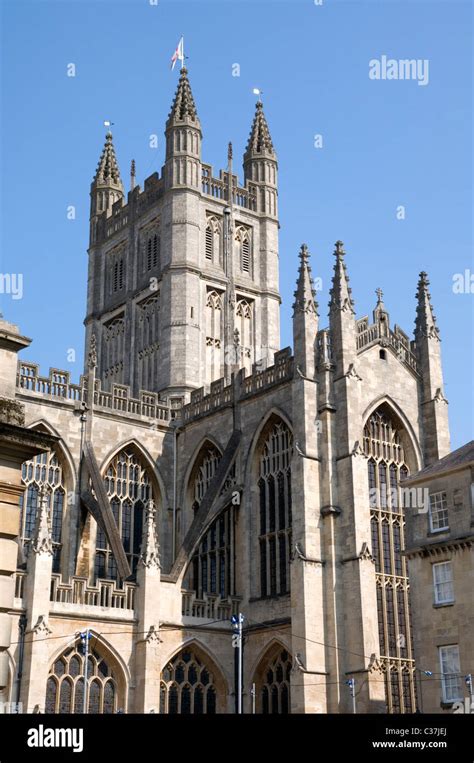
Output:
(89, 132), (124, 241)
(164, 67), (202, 189)
(243, 101), (277, 216)
(328, 241), (357, 375)
(293, 244), (319, 378)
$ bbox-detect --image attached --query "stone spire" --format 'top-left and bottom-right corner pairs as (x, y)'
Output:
(329, 241), (355, 315)
(32, 487), (53, 556)
(139, 500), (160, 570)
(413, 271), (449, 464)
(293, 244), (319, 317)
(166, 67), (199, 127)
(90, 132), (124, 228)
(92, 132), (123, 189)
(243, 100), (278, 213)
(329, 241), (357, 375)
(415, 271), (440, 340)
(244, 101), (275, 160)
(293, 244), (319, 378)
(164, 67), (202, 187)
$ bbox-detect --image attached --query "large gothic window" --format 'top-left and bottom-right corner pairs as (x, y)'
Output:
(205, 291), (223, 383)
(191, 445), (221, 513)
(160, 648), (218, 714)
(185, 444), (236, 599)
(20, 450), (65, 573)
(136, 296), (159, 391)
(254, 647), (292, 714)
(94, 449), (154, 580)
(102, 316), (125, 387)
(45, 644), (118, 714)
(364, 408), (416, 713)
(258, 421), (293, 598)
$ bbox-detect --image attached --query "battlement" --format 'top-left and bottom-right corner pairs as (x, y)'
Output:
(94, 171), (165, 244)
(355, 317), (419, 375)
(16, 362), (173, 423)
(201, 164), (258, 212)
(183, 347), (294, 423)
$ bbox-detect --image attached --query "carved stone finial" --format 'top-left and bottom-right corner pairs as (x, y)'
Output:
(139, 499), (160, 570)
(375, 287), (383, 303)
(334, 240), (345, 257)
(228, 141), (233, 162)
(32, 487), (53, 556)
(88, 333), (97, 369)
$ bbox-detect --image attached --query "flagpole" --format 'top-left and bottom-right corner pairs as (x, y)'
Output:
(181, 36), (184, 70)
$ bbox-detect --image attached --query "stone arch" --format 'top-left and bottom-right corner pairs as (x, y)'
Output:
(179, 435), (224, 510)
(251, 639), (293, 714)
(91, 440), (163, 579)
(159, 639), (229, 714)
(99, 438), (167, 505)
(20, 421), (74, 576)
(361, 395), (422, 472)
(45, 630), (129, 713)
(25, 419), (77, 490)
(244, 407), (293, 485)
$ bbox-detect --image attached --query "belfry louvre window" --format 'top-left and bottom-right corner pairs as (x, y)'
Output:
(364, 409), (416, 713)
(258, 421), (293, 598)
(146, 233), (160, 271)
(20, 450), (65, 573)
(160, 649), (217, 714)
(94, 450), (154, 580)
(235, 226), (252, 274)
(45, 645), (117, 714)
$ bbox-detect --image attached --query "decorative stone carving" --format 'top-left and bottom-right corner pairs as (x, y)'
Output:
(32, 615), (52, 637)
(32, 488), (53, 556)
(0, 397), (25, 426)
(139, 500), (160, 570)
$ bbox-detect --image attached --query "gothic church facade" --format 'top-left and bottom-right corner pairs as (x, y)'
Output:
(2, 68), (451, 714)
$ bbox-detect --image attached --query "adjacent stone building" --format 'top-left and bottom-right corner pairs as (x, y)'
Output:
(404, 441), (474, 713)
(2, 68), (452, 714)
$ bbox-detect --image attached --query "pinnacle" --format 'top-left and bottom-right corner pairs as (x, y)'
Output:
(415, 271), (439, 338)
(293, 244), (318, 315)
(167, 66), (199, 124)
(329, 240), (355, 313)
(93, 131), (123, 188)
(245, 100), (275, 157)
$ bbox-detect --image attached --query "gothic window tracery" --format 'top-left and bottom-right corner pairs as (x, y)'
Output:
(20, 450), (65, 573)
(205, 290), (223, 383)
(45, 645), (117, 714)
(235, 297), (253, 374)
(255, 647), (292, 714)
(102, 316), (125, 387)
(364, 408), (416, 713)
(160, 648), (218, 714)
(94, 449), (154, 580)
(258, 421), (293, 598)
(136, 296), (160, 391)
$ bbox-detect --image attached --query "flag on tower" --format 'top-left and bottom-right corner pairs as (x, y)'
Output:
(170, 37), (184, 71)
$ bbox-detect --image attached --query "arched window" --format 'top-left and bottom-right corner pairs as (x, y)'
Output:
(205, 217), (221, 263)
(236, 298), (253, 374)
(184, 445), (237, 599)
(235, 226), (252, 274)
(258, 421), (293, 597)
(95, 449), (154, 580)
(20, 450), (65, 573)
(45, 644), (118, 714)
(254, 647), (292, 714)
(160, 648), (219, 714)
(205, 290), (223, 383)
(146, 233), (160, 271)
(364, 408), (416, 713)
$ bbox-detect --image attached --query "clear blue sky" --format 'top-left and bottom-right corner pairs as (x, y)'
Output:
(0, 0), (472, 448)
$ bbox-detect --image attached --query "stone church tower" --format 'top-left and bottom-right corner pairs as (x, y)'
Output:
(85, 68), (280, 401)
(2, 68), (450, 715)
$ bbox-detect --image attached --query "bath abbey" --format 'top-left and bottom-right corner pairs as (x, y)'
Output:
(0, 67), (451, 714)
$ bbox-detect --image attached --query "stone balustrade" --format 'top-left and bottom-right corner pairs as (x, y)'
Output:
(181, 589), (241, 621)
